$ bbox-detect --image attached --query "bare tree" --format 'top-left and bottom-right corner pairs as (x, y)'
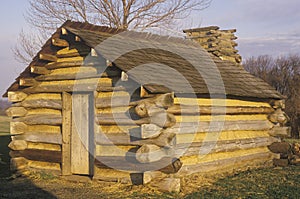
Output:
(243, 55), (300, 138)
(14, 0), (211, 64)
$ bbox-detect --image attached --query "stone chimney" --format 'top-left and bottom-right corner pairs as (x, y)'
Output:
(183, 26), (241, 64)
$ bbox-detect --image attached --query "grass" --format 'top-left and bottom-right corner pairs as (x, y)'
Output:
(185, 166), (300, 198)
(0, 115), (11, 178)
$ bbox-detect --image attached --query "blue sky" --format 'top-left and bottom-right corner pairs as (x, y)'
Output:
(1, 0), (300, 97)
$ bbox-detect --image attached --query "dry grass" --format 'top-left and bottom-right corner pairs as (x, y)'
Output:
(0, 166), (300, 199)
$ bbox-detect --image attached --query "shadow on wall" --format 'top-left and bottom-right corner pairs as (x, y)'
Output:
(0, 135), (56, 198)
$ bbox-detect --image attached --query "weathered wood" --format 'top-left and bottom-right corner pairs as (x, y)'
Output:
(97, 115), (149, 125)
(45, 58), (105, 69)
(22, 85), (126, 94)
(150, 112), (176, 128)
(121, 71), (128, 81)
(145, 130), (176, 148)
(268, 108), (288, 126)
(22, 78), (113, 94)
(27, 142), (61, 151)
(269, 126), (291, 137)
(93, 167), (143, 184)
(10, 157), (28, 171)
(268, 142), (291, 154)
(136, 145), (167, 163)
(61, 27), (68, 35)
(98, 120), (272, 135)
(176, 130), (272, 145)
(150, 177), (181, 193)
(10, 122), (28, 135)
(269, 99), (285, 109)
(178, 152), (272, 176)
(90, 48), (97, 57)
(71, 94), (92, 175)
(8, 140), (28, 151)
(133, 93), (174, 108)
(26, 108), (61, 116)
(12, 99), (62, 109)
(96, 145), (137, 157)
(15, 132), (62, 145)
(52, 38), (69, 47)
(175, 114), (267, 123)
(36, 73), (102, 81)
(167, 105), (274, 115)
(56, 46), (90, 57)
(8, 91), (28, 102)
(172, 120), (273, 134)
(180, 147), (269, 166)
(39, 53), (57, 62)
(13, 115), (62, 125)
(10, 149), (61, 163)
(135, 101), (161, 118)
(174, 98), (271, 107)
(140, 86), (154, 98)
(19, 78), (38, 87)
(143, 171), (167, 184)
(97, 113), (175, 128)
(27, 160), (61, 171)
(6, 107), (28, 117)
(95, 156), (181, 174)
(30, 66), (51, 75)
(75, 35), (81, 42)
(176, 137), (276, 157)
(141, 124), (162, 139)
(62, 92), (72, 175)
(95, 91), (130, 108)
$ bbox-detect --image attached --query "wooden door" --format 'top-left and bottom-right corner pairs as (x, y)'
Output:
(62, 92), (94, 176)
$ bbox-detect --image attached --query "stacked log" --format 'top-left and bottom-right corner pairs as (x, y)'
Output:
(266, 99), (295, 167)
(6, 29), (123, 174)
(170, 97), (280, 176)
(268, 141), (300, 166)
(183, 26), (241, 64)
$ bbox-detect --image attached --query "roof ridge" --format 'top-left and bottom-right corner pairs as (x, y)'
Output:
(64, 20), (201, 49)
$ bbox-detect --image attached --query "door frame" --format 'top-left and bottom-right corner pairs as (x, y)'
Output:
(61, 92), (95, 176)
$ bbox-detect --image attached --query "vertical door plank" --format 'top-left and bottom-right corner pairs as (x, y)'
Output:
(71, 94), (90, 175)
(62, 92), (72, 175)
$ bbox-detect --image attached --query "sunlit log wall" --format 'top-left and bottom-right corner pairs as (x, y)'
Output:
(6, 25), (288, 185)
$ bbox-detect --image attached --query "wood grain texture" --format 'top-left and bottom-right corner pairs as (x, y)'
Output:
(62, 92), (72, 175)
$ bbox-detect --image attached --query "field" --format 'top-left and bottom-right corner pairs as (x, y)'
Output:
(0, 115), (11, 178)
(0, 116), (300, 198)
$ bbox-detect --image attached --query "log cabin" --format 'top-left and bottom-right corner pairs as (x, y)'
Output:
(3, 21), (289, 190)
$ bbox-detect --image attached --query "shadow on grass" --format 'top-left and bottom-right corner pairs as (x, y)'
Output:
(0, 135), (56, 199)
(0, 177), (57, 199)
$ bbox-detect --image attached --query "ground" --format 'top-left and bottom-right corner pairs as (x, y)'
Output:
(0, 166), (300, 198)
(1, 116), (300, 198)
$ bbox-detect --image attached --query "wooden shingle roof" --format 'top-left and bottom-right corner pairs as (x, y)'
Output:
(64, 22), (282, 99)
(4, 21), (283, 99)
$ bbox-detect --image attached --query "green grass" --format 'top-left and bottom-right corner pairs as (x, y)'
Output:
(0, 115), (11, 177)
(185, 166), (300, 199)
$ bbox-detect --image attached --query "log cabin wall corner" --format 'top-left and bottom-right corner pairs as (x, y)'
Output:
(3, 20), (288, 189)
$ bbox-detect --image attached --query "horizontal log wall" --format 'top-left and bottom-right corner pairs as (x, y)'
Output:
(7, 27), (129, 174)
(6, 27), (279, 183)
(173, 97), (277, 176)
(95, 95), (278, 180)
